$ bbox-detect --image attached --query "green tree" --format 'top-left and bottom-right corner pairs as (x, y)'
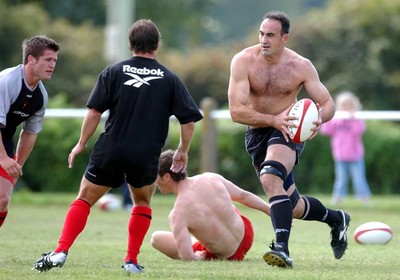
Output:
(158, 48), (232, 106)
(4, 0), (106, 26)
(45, 19), (106, 105)
(0, 1), (106, 106)
(289, 0), (400, 110)
(0, 1), (50, 68)
(136, 0), (215, 50)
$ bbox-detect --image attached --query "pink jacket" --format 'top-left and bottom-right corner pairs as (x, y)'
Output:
(320, 118), (366, 161)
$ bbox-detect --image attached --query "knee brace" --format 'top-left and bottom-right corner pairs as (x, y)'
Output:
(259, 160), (287, 181)
(290, 188), (301, 209)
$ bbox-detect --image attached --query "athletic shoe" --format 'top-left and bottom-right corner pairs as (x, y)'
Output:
(263, 242), (293, 268)
(330, 210), (351, 259)
(122, 261), (144, 274)
(32, 251), (68, 272)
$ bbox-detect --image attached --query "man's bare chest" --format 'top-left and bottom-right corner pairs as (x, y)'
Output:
(249, 63), (301, 96)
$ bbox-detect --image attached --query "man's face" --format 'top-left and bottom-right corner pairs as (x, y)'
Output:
(30, 49), (58, 81)
(258, 19), (288, 56)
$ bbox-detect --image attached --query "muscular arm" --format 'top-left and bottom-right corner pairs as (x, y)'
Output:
(0, 129), (35, 178)
(228, 54), (275, 127)
(15, 130), (37, 166)
(170, 210), (202, 261)
(228, 53), (296, 141)
(68, 108), (102, 168)
(171, 122), (195, 173)
(301, 59), (335, 123)
(219, 174), (270, 215)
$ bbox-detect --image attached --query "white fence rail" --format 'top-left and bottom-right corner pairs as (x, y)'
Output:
(44, 108), (399, 173)
(46, 109), (400, 121)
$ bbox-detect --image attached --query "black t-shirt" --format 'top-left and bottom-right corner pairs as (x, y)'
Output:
(87, 56), (203, 166)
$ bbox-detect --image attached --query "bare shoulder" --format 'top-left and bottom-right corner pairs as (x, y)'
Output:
(285, 48), (318, 79)
(232, 45), (259, 63)
(286, 48), (313, 68)
(201, 172), (224, 180)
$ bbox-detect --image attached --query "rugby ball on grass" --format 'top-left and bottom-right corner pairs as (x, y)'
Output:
(98, 193), (122, 211)
(287, 98), (319, 143)
(353, 222), (393, 245)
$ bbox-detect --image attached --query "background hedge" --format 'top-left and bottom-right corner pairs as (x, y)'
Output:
(17, 116), (400, 196)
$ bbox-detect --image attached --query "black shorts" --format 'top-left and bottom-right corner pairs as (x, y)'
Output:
(84, 157), (158, 189)
(245, 127), (305, 190)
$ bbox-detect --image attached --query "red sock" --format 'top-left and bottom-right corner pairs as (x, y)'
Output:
(55, 199), (90, 253)
(0, 211), (8, 228)
(125, 206), (152, 264)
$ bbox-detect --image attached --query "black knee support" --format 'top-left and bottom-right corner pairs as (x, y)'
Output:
(259, 160), (288, 181)
(290, 188), (301, 209)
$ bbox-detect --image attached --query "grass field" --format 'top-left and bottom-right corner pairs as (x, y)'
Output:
(0, 191), (398, 280)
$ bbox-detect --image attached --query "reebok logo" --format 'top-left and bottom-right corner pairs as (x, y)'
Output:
(123, 65), (164, 88)
(123, 65), (164, 76)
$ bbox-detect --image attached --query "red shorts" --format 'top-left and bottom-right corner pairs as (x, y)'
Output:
(192, 209), (254, 261)
(0, 157), (16, 185)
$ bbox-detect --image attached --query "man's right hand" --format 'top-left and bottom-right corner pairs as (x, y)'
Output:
(68, 143), (87, 168)
(272, 104), (298, 142)
(0, 156), (23, 178)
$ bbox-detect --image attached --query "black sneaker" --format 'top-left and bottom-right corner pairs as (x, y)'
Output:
(263, 242), (293, 268)
(330, 210), (350, 259)
(32, 251), (68, 272)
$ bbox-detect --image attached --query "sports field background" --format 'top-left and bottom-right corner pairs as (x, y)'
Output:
(0, 192), (398, 280)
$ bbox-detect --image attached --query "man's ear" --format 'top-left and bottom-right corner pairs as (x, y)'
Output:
(282, 33), (289, 43)
(27, 55), (36, 64)
(163, 173), (172, 181)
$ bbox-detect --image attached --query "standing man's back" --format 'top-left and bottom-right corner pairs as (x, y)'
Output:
(86, 55), (202, 168)
(33, 20), (202, 275)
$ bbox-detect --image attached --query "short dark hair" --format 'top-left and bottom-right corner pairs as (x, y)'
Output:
(158, 150), (187, 182)
(22, 35), (60, 64)
(128, 19), (161, 53)
(263, 11), (290, 35)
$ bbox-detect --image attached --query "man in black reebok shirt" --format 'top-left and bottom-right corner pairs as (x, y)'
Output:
(33, 19), (203, 274)
(0, 35), (60, 229)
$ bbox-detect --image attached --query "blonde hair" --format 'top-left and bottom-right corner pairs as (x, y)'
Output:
(335, 91), (362, 111)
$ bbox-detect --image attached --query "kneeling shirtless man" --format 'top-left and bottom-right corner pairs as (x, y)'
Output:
(151, 149), (270, 261)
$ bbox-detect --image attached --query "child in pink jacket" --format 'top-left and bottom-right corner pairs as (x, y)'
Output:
(320, 92), (371, 205)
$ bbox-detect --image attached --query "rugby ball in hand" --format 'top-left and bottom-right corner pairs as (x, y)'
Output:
(287, 98), (319, 143)
(353, 222), (393, 245)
